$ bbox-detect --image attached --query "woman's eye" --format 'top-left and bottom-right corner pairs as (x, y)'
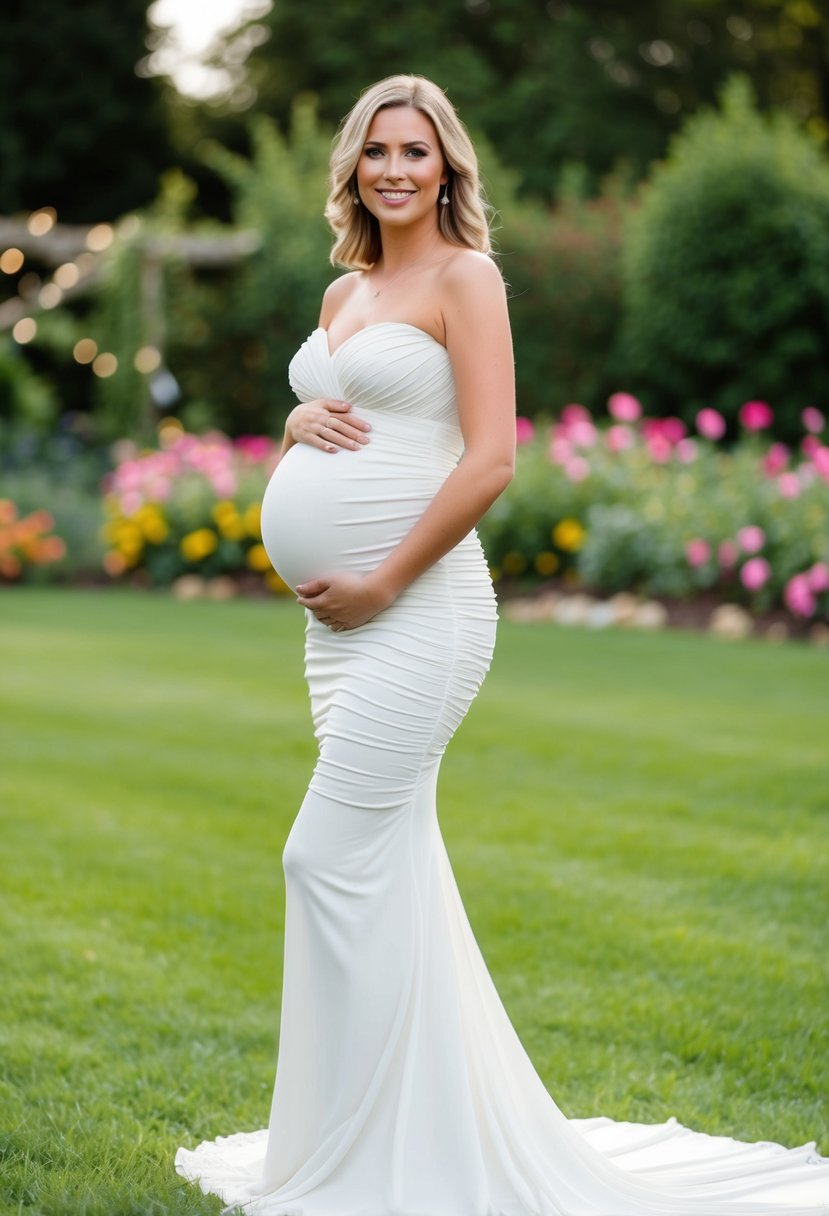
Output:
(363, 148), (426, 158)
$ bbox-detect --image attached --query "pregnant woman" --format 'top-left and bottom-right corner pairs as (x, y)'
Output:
(175, 75), (829, 1215)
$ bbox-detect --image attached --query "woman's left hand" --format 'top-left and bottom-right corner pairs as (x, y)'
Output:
(296, 572), (394, 631)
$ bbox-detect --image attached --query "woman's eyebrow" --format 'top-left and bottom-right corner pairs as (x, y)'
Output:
(363, 140), (432, 149)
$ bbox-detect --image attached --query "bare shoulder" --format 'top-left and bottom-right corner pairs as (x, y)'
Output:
(319, 270), (363, 327)
(438, 249), (510, 345)
(439, 249), (506, 301)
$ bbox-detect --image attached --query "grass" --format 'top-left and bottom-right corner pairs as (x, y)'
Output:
(1, 586), (827, 1215)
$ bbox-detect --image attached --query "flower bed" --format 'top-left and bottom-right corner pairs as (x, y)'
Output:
(478, 401), (829, 625)
(99, 422), (286, 594)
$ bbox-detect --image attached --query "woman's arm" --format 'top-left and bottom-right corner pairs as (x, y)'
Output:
(296, 253), (515, 629)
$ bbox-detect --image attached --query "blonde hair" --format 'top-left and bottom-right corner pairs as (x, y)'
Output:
(325, 75), (496, 270)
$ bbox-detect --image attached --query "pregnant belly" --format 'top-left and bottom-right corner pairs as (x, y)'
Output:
(260, 439), (449, 591)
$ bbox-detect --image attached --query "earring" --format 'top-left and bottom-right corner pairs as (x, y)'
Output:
(440, 185), (450, 206)
(353, 192), (360, 205)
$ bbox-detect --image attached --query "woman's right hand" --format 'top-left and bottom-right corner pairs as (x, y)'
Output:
(282, 400), (371, 456)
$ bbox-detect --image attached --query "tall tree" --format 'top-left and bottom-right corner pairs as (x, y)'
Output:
(0, 0), (175, 221)
(204, 0), (829, 203)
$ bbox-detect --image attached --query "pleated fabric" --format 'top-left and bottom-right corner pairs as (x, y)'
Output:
(175, 323), (829, 1215)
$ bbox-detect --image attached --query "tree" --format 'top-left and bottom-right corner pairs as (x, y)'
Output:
(0, 0), (175, 220)
(185, 0), (829, 205)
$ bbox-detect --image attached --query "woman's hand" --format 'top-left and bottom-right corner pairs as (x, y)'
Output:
(282, 400), (371, 456)
(296, 572), (394, 631)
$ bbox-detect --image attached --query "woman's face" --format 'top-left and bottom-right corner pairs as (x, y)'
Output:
(355, 105), (448, 227)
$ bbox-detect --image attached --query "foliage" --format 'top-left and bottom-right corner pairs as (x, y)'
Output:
(0, 340), (59, 430)
(478, 400), (829, 620)
(198, 0), (829, 206)
(100, 424), (285, 592)
(162, 97), (335, 439)
(1, 589), (827, 1214)
(619, 76), (829, 442)
(0, 0), (175, 220)
(505, 168), (632, 416)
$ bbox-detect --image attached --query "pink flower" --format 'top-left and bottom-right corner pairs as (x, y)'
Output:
(516, 416), (535, 444)
(642, 417), (686, 445)
(740, 557), (771, 591)
(802, 434), (820, 458)
(685, 538), (710, 568)
(561, 403), (591, 427)
(812, 446), (829, 482)
(718, 540), (739, 569)
(568, 419), (598, 449)
(564, 456), (590, 482)
(646, 433), (673, 463)
(808, 562), (829, 594)
(606, 424), (635, 453)
(661, 417), (687, 445)
(802, 407), (825, 434)
(676, 438), (698, 463)
(548, 436), (572, 465)
(608, 392), (642, 423)
(739, 400), (774, 431)
(235, 435), (275, 462)
(777, 472), (801, 499)
(784, 573), (816, 618)
(762, 443), (789, 476)
(737, 525), (765, 554)
(695, 408), (726, 441)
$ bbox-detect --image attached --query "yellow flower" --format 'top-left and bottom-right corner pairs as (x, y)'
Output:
(143, 517), (169, 544)
(217, 513), (245, 541)
(211, 500), (237, 524)
(246, 543), (272, 572)
(552, 518), (585, 552)
(180, 528), (218, 562)
(502, 551), (527, 575)
(265, 569), (290, 595)
(114, 521), (144, 555)
(242, 502), (262, 537)
(534, 551), (559, 576)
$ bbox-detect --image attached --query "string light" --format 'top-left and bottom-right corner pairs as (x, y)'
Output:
(92, 352), (118, 377)
(73, 338), (98, 364)
(0, 248), (24, 274)
(86, 224), (114, 252)
(13, 318), (37, 343)
(134, 345), (161, 373)
(54, 262), (80, 289)
(38, 283), (62, 309)
(27, 207), (57, 236)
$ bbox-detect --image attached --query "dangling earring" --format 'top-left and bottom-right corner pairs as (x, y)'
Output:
(440, 184), (450, 206)
(353, 192), (360, 205)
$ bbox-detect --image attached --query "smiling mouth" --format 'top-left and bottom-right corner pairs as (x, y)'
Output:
(376, 190), (416, 200)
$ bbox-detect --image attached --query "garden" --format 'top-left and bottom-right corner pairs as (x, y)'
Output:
(3, 73), (829, 642)
(3, 4), (829, 1210)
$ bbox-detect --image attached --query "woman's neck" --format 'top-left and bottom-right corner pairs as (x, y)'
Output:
(374, 221), (449, 275)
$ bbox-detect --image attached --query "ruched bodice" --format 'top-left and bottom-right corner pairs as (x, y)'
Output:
(260, 323), (475, 593)
(290, 324), (462, 428)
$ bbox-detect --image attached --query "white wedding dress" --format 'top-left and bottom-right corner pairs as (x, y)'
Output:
(175, 323), (829, 1215)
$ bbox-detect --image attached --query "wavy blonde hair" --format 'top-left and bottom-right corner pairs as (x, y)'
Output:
(325, 75), (496, 270)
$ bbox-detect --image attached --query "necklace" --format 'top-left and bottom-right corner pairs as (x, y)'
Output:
(369, 252), (454, 298)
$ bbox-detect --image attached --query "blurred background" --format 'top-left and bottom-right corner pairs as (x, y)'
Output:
(1, 0), (828, 632)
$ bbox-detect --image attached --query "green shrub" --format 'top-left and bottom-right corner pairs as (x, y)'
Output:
(505, 168), (630, 416)
(619, 76), (829, 442)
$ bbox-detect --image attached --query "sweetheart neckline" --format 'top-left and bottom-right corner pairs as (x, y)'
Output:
(315, 322), (447, 360)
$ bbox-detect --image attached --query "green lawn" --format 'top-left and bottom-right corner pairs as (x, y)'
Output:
(1, 587), (827, 1216)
